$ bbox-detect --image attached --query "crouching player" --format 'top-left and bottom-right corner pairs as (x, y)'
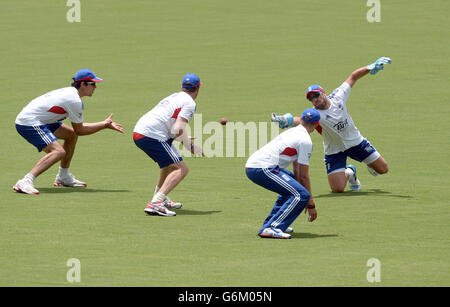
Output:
(133, 73), (204, 217)
(245, 109), (320, 239)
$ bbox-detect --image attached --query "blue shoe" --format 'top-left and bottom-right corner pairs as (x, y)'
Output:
(347, 164), (361, 191)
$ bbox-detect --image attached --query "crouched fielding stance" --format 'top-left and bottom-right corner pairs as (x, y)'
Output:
(133, 73), (204, 217)
(13, 69), (124, 195)
(245, 108), (320, 239)
(272, 57), (391, 193)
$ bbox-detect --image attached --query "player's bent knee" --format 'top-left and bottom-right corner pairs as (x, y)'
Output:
(331, 186), (345, 193)
(179, 163), (189, 177)
(55, 148), (66, 160)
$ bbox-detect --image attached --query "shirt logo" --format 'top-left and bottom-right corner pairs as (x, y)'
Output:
(333, 119), (348, 132)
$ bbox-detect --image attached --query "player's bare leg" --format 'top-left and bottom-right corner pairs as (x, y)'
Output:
(53, 124), (78, 169)
(367, 156), (389, 175)
(328, 165), (360, 193)
(327, 172), (348, 193)
(156, 164), (177, 190)
(13, 141), (66, 194)
(52, 124), (86, 187)
(153, 164), (183, 209)
(158, 161), (189, 195)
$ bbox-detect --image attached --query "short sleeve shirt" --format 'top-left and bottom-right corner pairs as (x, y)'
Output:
(316, 82), (363, 155)
(245, 125), (313, 169)
(15, 87), (83, 126)
(133, 91), (197, 141)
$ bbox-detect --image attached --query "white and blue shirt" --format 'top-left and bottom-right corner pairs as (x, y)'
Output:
(315, 82), (364, 155)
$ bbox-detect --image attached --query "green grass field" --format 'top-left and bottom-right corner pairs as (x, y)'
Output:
(0, 0), (449, 287)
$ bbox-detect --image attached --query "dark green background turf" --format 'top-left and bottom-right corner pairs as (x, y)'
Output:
(0, 0), (448, 286)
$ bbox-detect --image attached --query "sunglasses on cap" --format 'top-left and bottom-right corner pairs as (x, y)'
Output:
(307, 92), (321, 101)
(85, 81), (97, 86)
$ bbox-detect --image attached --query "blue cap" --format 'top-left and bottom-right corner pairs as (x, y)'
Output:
(301, 108), (320, 123)
(182, 73), (202, 89)
(74, 69), (103, 82)
(306, 84), (324, 99)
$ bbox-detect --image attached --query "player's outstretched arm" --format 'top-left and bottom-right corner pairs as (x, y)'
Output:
(346, 57), (392, 87)
(271, 113), (301, 129)
(72, 114), (124, 136)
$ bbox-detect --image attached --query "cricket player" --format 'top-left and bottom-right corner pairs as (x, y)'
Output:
(245, 108), (320, 239)
(13, 69), (124, 195)
(133, 73), (204, 217)
(272, 57), (391, 193)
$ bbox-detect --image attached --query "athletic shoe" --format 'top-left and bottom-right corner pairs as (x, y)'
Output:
(163, 198), (182, 209)
(13, 179), (39, 195)
(144, 202), (176, 217)
(367, 166), (379, 176)
(259, 227), (291, 239)
(54, 173), (87, 187)
(347, 164), (361, 191)
(285, 227), (294, 233)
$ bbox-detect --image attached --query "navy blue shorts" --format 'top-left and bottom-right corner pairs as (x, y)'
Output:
(324, 139), (380, 174)
(16, 122), (62, 152)
(133, 133), (183, 169)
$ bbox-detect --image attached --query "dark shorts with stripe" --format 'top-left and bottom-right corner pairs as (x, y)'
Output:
(16, 122), (62, 152)
(133, 132), (183, 169)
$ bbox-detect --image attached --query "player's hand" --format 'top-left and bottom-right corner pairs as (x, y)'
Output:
(305, 200), (317, 222)
(366, 57), (392, 75)
(271, 113), (294, 129)
(191, 143), (204, 157)
(105, 114), (124, 134)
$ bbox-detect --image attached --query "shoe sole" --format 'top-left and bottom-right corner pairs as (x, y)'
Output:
(144, 208), (176, 217)
(54, 182), (87, 187)
(258, 233), (291, 239)
(349, 184), (361, 191)
(13, 185), (39, 195)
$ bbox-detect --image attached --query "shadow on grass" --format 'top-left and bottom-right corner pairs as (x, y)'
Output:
(37, 188), (132, 194)
(176, 209), (222, 216)
(315, 189), (413, 199)
(291, 233), (339, 239)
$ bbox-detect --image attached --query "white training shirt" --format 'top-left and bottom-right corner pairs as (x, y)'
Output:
(246, 125), (313, 169)
(315, 82), (364, 155)
(15, 87), (84, 126)
(134, 91), (197, 141)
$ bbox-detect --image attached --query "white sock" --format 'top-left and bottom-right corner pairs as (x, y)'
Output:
(154, 186), (160, 195)
(24, 173), (35, 183)
(345, 168), (355, 183)
(59, 167), (70, 177)
(152, 191), (166, 202)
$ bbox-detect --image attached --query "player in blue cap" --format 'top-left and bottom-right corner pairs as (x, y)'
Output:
(133, 73), (204, 216)
(13, 69), (124, 195)
(271, 57), (391, 193)
(245, 108), (320, 239)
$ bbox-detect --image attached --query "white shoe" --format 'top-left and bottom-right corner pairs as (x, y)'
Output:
(13, 179), (39, 195)
(144, 201), (176, 217)
(163, 198), (182, 209)
(285, 227), (294, 233)
(54, 173), (87, 187)
(259, 227), (291, 239)
(347, 165), (361, 191)
(367, 166), (379, 176)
